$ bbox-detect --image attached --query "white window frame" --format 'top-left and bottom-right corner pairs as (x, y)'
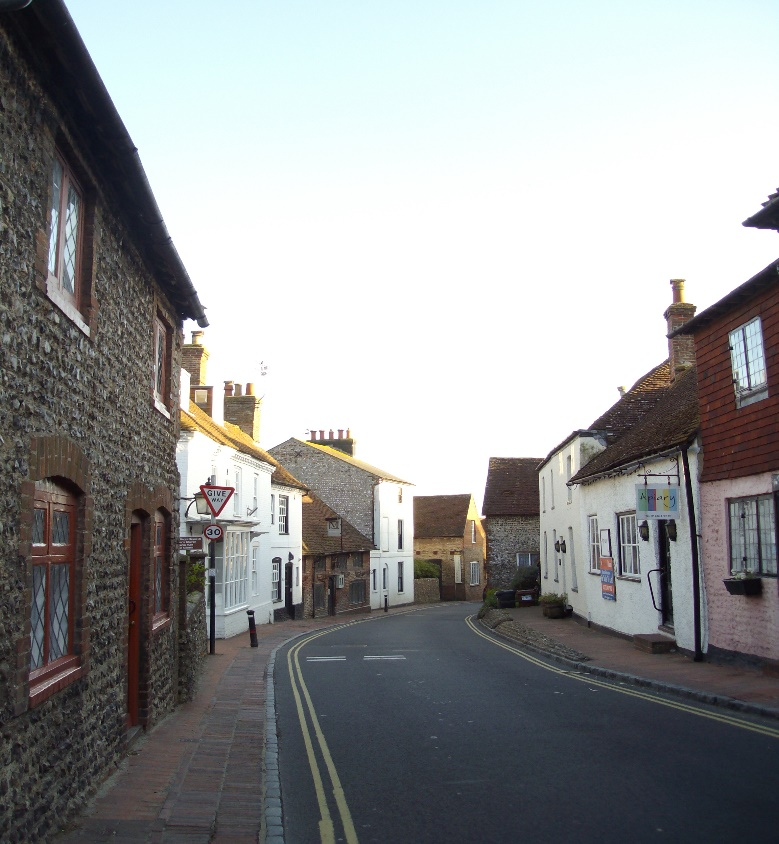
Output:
(618, 513), (640, 577)
(568, 526), (577, 591)
(470, 560), (480, 586)
(372, 568), (377, 591)
(588, 516), (600, 572)
(278, 495), (289, 534)
(233, 468), (241, 515)
(251, 546), (258, 596)
(223, 531), (249, 610)
(471, 520), (476, 544)
(270, 493), (275, 524)
(729, 317), (768, 407)
(398, 561), (404, 593)
(271, 557), (281, 602)
(454, 554), (463, 584)
(543, 532), (548, 578)
(566, 456), (573, 503)
(397, 519), (404, 550)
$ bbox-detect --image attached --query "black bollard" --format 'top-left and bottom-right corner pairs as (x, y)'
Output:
(246, 610), (258, 647)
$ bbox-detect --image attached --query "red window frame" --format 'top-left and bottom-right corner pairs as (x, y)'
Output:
(153, 510), (170, 627)
(29, 481), (80, 696)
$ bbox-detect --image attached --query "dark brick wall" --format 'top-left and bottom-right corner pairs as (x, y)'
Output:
(0, 21), (198, 841)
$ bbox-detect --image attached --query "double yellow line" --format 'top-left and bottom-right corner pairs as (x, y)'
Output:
(466, 615), (779, 739)
(287, 626), (359, 844)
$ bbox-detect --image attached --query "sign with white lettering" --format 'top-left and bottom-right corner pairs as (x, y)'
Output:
(600, 557), (616, 601)
(200, 485), (234, 517)
(179, 536), (203, 551)
(636, 485), (680, 520)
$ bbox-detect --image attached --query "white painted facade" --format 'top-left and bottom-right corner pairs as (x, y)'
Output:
(370, 480), (416, 610)
(575, 447), (703, 654)
(538, 432), (605, 611)
(177, 372), (303, 637)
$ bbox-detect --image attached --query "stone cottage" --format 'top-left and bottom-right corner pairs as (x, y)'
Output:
(0, 2), (207, 839)
(483, 457), (543, 589)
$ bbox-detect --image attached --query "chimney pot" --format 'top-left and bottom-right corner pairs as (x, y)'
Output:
(191, 330), (204, 345)
(338, 429), (344, 438)
(319, 430), (325, 439)
(670, 278), (686, 304)
(329, 429), (334, 439)
(235, 384), (243, 397)
(346, 428), (351, 438)
(224, 380), (235, 397)
(246, 383), (255, 396)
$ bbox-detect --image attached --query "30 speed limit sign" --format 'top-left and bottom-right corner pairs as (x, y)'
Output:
(204, 524), (224, 542)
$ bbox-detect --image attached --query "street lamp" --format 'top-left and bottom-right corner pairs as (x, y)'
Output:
(184, 488), (210, 517)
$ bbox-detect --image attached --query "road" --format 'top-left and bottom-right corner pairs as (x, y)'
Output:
(274, 602), (779, 844)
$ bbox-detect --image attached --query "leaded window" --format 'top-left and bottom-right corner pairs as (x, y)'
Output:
(729, 317), (768, 405)
(729, 495), (777, 576)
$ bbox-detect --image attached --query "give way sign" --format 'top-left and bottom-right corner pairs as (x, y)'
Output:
(200, 484), (235, 517)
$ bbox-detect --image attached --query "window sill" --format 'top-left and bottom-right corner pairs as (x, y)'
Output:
(735, 386), (768, 409)
(617, 575), (641, 583)
(152, 614), (172, 633)
(589, 570), (602, 575)
(46, 277), (91, 337)
(153, 397), (172, 420)
(29, 658), (84, 708)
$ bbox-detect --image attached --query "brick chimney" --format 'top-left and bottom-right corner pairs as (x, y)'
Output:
(664, 279), (696, 381)
(308, 427), (356, 456)
(224, 381), (261, 442)
(182, 330), (209, 386)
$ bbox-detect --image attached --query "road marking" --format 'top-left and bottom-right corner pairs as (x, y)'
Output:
(363, 655), (406, 660)
(307, 656), (346, 662)
(465, 614), (779, 740)
(288, 628), (359, 844)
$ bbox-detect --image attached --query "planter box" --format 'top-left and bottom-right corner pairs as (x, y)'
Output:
(542, 604), (566, 618)
(723, 577), (762, 596)
(516, 589), (538, 607)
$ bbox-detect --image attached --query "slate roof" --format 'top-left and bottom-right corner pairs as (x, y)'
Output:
(742, 189), (779, 231)
(570, 366), (699, 484)
(414, 494), (473, 538)
(281, 438), (412, 485)
(483, 458), (543, 517)
(180, 403), (307, 491)
(302, 492), (374, 555)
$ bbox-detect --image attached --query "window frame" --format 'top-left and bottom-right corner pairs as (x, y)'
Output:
(29, 480), (83, 704)
(397, 560), (405, 593)
(728, 494), (777, 577)
(618, 513), (640, 577)
(397, 518), (404, 550)
(223, 531), (249, 610)
(454, 554), (463, 584)
(152, 510), (170, 626)
(470, 560), (480, 586)
(588, 516), (601, 572)
(278, 495), (289, 534)
(271, 557), (282, 602)
(153, 312), (173, 415)
(729, 317), (768, 408)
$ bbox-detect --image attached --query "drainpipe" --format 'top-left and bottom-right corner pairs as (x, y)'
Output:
(681, 444), (704, 661)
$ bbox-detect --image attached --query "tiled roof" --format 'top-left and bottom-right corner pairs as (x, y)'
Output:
(180, 403), (307, 491)
(670, 259), (779, 337)
(414, 494), (472, 538)
(483, 457), (543, 517)
(289, 438), (412, 485)
(587, 361), (673, 445)
(302, 492), (374, 554)
(742, 189), (779, 231)
(571, 366), (699, 484)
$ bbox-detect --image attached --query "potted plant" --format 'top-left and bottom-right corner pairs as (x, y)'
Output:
(511, 565), (540, 607)
(723, 569), (762, 596)
(539, 592), (568, 618)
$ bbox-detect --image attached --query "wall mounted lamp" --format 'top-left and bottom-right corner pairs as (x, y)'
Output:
(560, 540), (567, 553)
(554, 540), (561, 552)
(638, 520), (650, 542)
(184, 488), (210, 517)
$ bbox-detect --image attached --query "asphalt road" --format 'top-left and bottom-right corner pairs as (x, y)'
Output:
(274, 603), (779, 844)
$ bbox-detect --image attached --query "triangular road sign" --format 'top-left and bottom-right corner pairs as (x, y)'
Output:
(200, 484), (235, 517)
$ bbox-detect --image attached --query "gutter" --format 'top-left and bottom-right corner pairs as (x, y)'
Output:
(9, 0), (208, 327)
(681, 441), (704, 661)
(568, 443), (687, 487)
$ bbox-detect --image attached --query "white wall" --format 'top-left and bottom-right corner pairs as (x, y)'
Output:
(370, 480), (415, 609)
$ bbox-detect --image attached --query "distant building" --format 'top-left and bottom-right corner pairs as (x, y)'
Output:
(414, 494), (486, 600)
(270, 431), (415, 609)
(483, 458), (543, 589)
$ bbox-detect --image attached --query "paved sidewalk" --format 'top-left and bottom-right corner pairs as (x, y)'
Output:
(484, 604), (779, 718)
(54, 602), (779, 843)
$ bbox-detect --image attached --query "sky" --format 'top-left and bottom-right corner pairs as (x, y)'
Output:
(63, 0), (779, 510)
